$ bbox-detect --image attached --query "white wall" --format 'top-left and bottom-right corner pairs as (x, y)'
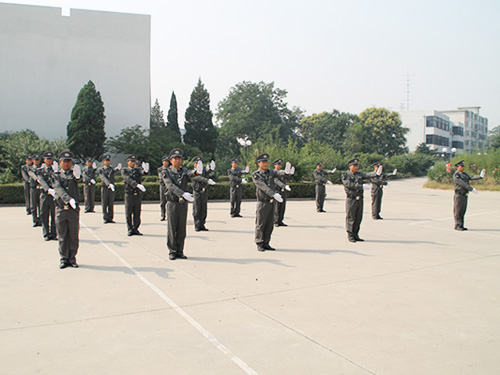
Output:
(0, 3), (151, 139)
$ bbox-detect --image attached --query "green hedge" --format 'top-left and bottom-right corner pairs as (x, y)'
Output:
(0, 181), (316, 204)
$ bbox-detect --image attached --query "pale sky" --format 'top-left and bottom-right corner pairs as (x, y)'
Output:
(6, 0), (500, 129)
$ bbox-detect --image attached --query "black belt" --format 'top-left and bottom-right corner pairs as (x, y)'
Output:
(347, 195), (362, 200)
(455, 191), (468, 196)
(167, 197), (186, 203)
(258, 199), (274, 203)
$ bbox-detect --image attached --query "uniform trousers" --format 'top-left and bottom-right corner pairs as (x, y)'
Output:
(101, 187), (115, 222)
(31, 187), (41, 224)
(230, 186), (242, 216)
(315, 184), (326, 211)
(56, 207), (79, 264)
(371, 188), (383, 218)
(24, 181), (31, 214)
(125, 192), (141, 232)
(159, 185), (167, 219)
(40, 193), (56, 238)
(346, 197), (363, 238)
(84, 184), (95, 212)
(274, 193), (287, 224)
(193, 190), (208, 229)
(454, 193), (468, 228)
(167, 201), (188, 256)
(255, 201), (274, 246)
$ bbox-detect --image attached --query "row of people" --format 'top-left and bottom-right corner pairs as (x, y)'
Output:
(21, 151), (485, 267)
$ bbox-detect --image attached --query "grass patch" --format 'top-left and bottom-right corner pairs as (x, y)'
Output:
(423, 179), (500, 191)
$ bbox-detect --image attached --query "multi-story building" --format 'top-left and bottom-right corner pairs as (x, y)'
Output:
(399, 107), (487, 155)
(0, 3), (151, 139)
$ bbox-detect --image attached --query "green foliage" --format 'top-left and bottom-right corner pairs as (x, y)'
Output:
(216, 81), (303, 146)
(415, 142), (436, 155)
(0, 130), (68, 182)
(150, 98), (165, 129)
(184, 78), (218, 156)
(344, 107), (409, 157)
(299, 110), (357, 153)
(67, 80), (106, 160)
(388, 152), (436, 176)
(107, 125), (150, 160)
(166, 91), (182, 138)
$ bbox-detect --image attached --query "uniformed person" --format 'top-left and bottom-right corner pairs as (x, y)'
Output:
(82, 158), (97, 213)
(313, 162), (336, 212)
(158, 155), (170, 221)
(370, 162), (397, 220)
(227, 158), (250, 218)
(52, 151), (80, 268)
(191, 156), (216, 231)
(21, 156), (32, 215)
(122, 154), (147, 236)
(341, 158), (378, 242)
(252, 153), (290, 252)
(453, 160), (485, 231)
(27, 154), (42, 227)
(273, 159), (291, 227)
(161, 148), (208, 260)
(97, 155), (121, 224)
(37, 151), (58, 241)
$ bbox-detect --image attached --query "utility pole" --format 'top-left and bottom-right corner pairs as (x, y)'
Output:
(403, 70), (414, 111)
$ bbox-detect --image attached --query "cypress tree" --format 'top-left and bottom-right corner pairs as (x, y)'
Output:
(150, 98), (165, 129)
(166, 91), (181, 138)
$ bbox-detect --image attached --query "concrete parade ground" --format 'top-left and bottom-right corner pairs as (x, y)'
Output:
(1, 177), (499, 375)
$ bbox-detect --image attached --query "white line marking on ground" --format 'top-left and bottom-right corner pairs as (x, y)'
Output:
(408, 211), (499, 225)
(81, 222), (259, 375)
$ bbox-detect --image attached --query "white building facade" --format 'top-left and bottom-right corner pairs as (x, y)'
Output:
(400, 107), (488, 155)
(0, 3), (151, 139)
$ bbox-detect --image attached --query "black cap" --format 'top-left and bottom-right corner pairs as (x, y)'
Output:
(103, 155), (111, 161)
(32, 154), (41, 160)
(126, 154), (138, 162)
(316, 162), (323, 167)
(372, 162), (381, 167)
(168, 149), (183, 159)
(26, 155), (32, 160)
(85, 157), (93, 162)
(59, 151), (74, 161)
(455, 160), (465, 167)
(348, 158), (360, 166)
(192, 156), (202, 163)
(42, 151), (54, 159)
(161, 155), (170, 162)
(273, 159), (282, 165)
(231, 158), (238, 164)
(256, 153), (269, 163)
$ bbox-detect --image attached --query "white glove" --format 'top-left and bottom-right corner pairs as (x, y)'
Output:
(73, 164), (81, 179)
(69, 198), (77, 209)
(244, 165), (249, 173)
(182, 192), (194, 202)
(196, 161), (203, 174)
(472, 188), (478, 194)
(386, 182), (391, 187)
(393, 169), (398, 176)
(91, 179), (96, 184)
(377, 166), (383, 176)
(48, 188), (56, 197)
(92, 162), (97, 169)
(137, 184), (146, 192)
(142, 162), (150, 174)
(210, 160), (216, 170)
(363, 183), (371, 190)
(242, 178), (247, 184)
(109, 184), (115, 192)
(52, 161), (59, 173)
(331, 168), (337, 173)
(273, 193), (283, 203)
(480, 169), (486, 178)
(206, 165), (210, 172)
(326, 180), (333, 185)
(284, 162), (291, 174)
(207, 179), (216, 185)
(116, 163), (122, 171)
(290, 166), (295, 175)
(285, 185), (291, 191)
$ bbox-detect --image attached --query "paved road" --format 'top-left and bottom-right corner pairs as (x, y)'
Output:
(1, 177), (499, 375)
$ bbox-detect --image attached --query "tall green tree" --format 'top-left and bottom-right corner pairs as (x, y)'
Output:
(299, 109), (358, 153)
(344, 107), (408, 157)
(166, 91), (181, 140)
(67, 80), (106, 160)
(216, 81), (303, 145)
(150, 98), (165, 129)
(184, 78), (218, 156)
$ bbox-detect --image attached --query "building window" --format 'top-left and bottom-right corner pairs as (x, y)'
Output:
(452, 141), (464, 149)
